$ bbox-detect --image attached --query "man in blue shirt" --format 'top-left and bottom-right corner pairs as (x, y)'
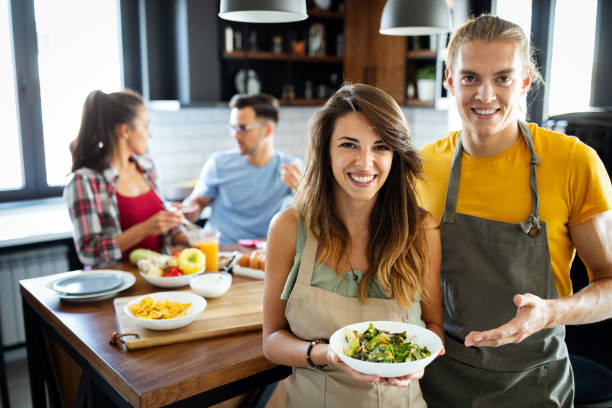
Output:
(183, 93), (302, 245)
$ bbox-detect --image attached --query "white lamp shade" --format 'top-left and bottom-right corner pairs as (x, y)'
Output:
(219, 0), (308, 23)
(380, 0), (451, 36)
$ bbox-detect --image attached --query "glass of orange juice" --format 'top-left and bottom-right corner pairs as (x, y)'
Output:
(198, 230), (220, 272)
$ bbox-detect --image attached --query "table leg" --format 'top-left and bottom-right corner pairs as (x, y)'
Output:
(22, 298), (65, 408)
(22, 298), (48, 408)
(0, 313), (10, 408)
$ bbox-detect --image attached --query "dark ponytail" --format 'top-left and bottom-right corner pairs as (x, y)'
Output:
(70, 89), (144, 172)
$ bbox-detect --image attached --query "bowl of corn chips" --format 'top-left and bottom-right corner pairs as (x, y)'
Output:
(125, 291), (206, 330)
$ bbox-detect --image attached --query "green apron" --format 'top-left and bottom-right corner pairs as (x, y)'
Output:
(421, 122), (574, 407)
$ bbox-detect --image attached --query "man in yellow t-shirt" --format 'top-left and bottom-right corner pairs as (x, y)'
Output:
(418, 15), (612, 407)
(419, 123), (611, 298)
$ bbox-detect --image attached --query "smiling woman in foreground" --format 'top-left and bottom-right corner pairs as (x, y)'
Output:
(263, 83), (444, 407)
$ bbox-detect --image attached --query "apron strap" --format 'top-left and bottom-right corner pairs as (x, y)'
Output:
(441, 132), (464, 223)
(517, 121), (542, 235)
(296, 228), (318, 285)
(441, 121), (542, 235)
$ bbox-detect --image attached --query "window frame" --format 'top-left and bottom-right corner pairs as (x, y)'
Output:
(1, 0), (140, 203)
(1, 0), (58, 202)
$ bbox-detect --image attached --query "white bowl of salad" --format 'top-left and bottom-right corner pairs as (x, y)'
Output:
(329, 321), (443, 378)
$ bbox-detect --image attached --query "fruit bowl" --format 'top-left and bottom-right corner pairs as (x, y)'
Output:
(139, 267), (205, 288)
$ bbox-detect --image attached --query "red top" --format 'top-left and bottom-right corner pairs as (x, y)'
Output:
(116, 188), (163, 261)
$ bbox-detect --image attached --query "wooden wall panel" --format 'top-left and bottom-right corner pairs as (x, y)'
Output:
(343, 0), (373, 85)
(343, 0), (406, 104)
(371, 0), (406, 103)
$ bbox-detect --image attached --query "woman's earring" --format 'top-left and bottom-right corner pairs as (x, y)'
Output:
(98, 141), (104, 149)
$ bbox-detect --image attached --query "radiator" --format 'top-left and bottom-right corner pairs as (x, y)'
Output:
(0, 245), (69, 347)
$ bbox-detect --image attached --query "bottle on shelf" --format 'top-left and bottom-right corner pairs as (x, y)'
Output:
(273, 36), (283, 54)
(233, 30), (242, 51)
(225, 26), (233, 53)
(304, 81), (313, 99)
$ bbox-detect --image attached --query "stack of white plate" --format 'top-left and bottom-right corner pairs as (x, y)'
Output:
(46, 270), (136, 302)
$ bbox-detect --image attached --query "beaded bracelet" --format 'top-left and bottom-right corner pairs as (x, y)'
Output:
(306, 339), (329, 369)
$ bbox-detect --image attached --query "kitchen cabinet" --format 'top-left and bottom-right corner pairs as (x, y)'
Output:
(218, 4), (345, 105)
(126, 0), (470, 106)
(344, 0), (406, 104)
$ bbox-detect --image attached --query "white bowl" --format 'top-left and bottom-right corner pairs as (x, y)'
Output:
(329, 321), (442, 378)
(124, 291), (206, 330)
(189, 272), (232, 298)
(139, 267), (205, 288)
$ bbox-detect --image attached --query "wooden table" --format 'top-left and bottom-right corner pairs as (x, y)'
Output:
(19, 255), (290, 408)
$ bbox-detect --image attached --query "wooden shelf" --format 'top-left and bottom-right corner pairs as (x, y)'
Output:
(405, 98), (435, 107)
(281, 98), (328, 106)
(223, 51), (284, 60)
(407, 49), (437, 59)
(307, 9), (344, 19)
(219, 6), (344, 103)
(223, 51), (342, 63)
(290, 55), (342, 63)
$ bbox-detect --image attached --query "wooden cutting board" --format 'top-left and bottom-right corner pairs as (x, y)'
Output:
(113, 281), (263, 350)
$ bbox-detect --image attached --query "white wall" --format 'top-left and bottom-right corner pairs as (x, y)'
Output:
(148, 105), (449, 192)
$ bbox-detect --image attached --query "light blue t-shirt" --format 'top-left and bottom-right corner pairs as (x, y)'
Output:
(193, 150), (299, 245)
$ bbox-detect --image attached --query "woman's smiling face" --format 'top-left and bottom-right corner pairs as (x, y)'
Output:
(329, 112), (393, 204)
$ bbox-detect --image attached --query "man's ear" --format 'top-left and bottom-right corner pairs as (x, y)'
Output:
(445, 67), (455, 96)
(264, 122), (274, 138)
(521, 68), (532, 95)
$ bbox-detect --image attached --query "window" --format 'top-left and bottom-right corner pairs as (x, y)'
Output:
(1, 0), (122, 201)
(495, 0), (532, 39)
(34, 0), (122, 186)
(547, 0), (597, 116)
(0, 0), (23, 190)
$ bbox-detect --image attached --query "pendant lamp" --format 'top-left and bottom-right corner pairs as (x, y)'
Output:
(380, 0), (451, 36)
(219, 0), (308, 23)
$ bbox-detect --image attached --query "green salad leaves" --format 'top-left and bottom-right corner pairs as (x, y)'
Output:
(343, 323), (431, 363)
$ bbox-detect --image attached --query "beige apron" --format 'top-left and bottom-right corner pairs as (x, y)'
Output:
(283, 229), (427, 408)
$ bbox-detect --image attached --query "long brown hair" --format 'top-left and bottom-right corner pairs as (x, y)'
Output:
(70, 89), (144, 172)
(294, 83), (428, 306)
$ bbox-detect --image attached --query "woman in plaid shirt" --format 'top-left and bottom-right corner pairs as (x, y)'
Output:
(64, 90), (188, 266)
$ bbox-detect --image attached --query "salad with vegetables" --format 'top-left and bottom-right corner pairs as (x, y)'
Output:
(343, 323), (431, 363)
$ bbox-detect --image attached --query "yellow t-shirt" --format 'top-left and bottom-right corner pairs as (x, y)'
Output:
(417, 123), (612, 297)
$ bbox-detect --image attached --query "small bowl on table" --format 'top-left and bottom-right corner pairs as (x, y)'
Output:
(139, 267), (205, 288)
(124, 291), (206, 330)
(329, 320), (443, 378)
(189, 272), (232, 298)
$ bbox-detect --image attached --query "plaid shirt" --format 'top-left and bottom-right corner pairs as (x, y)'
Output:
(64, 155), (180, 266)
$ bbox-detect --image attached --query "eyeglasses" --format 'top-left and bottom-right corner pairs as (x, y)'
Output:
(227, 123), (266, 135)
